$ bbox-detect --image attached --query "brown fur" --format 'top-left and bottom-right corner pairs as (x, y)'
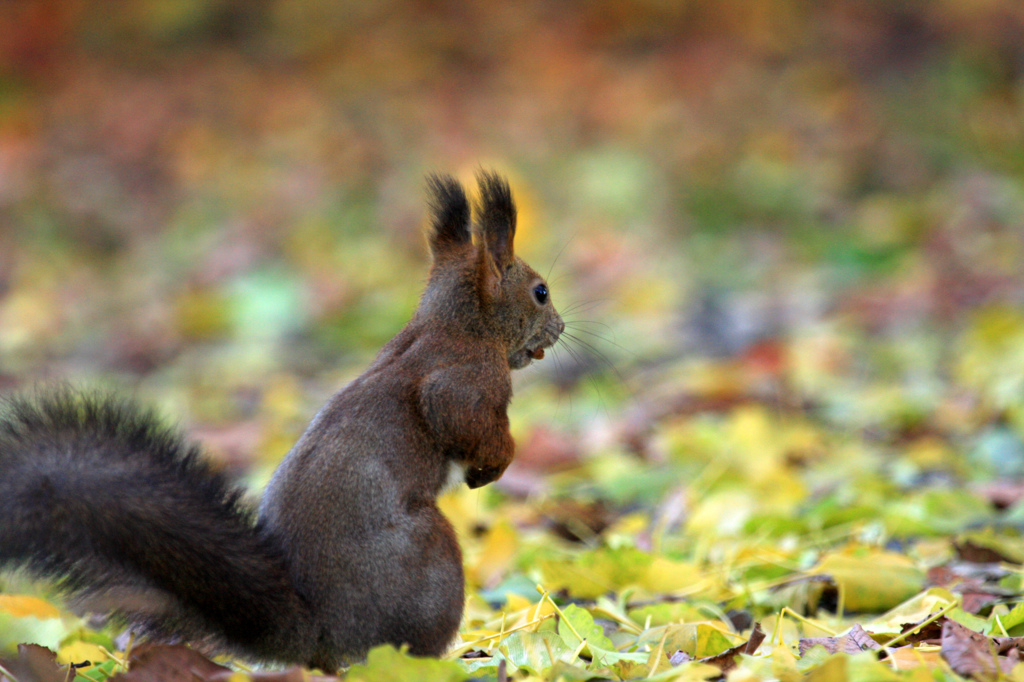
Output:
(260, 171), (563, 667)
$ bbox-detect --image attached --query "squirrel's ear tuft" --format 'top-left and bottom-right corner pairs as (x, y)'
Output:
(475, 170), (517, 272)
(426, 174), (471, 257)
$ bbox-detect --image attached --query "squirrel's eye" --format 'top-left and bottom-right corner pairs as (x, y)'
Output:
(533, 283), (549, 305)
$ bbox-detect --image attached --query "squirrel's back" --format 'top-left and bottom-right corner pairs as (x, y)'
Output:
(0, 391), (317, 664)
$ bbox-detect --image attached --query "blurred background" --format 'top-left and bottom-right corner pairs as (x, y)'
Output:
(1, 0), (1024, 498)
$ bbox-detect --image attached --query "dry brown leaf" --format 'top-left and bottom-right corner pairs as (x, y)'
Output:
(896, 615), (945, 646)
(0, 644), (66, 682)
(940, 619), (1021, 679)
(926, 563), (1014, 614)
(541, 499), (614, 543)
(799, 623), (880, 656)
(695, 623), (766, 674)
(114, 644), (233, 682)
(954, 540), (1019, 565)
(113, 645), (338, 682)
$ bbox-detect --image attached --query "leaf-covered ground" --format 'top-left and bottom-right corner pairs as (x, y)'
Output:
(3, 1), (1024, 680)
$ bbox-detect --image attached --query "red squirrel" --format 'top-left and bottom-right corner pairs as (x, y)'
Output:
(0, 171), (564, 670)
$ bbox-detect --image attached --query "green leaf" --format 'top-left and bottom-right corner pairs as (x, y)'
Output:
(346, 645), (466, 682)
(556, 604), (647, 667)
(497, 631), (575, 675)
(947, 607), (989, 633)
(75, 659), (120, 682)
(558, 604), (615, 651)
(637, 623), (737, 659)
(628, 602), (709, 627)
(1000, 601), (1024, 635)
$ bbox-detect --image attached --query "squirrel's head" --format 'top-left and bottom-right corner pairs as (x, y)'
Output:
(422, 171), (563, 369)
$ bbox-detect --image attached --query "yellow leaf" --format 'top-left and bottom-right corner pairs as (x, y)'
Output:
(639, 556), (705, 594)
(460, 629), (499, 643)
(728, 669), (767, 682)
(468, 521), (518, 587)
(637, 622), (737, 658)
(56, 642), (108, 666)
(693, 623), (735, 658)
(811, 548), (925, 612)
(806, 654), (848, 682)
(886, 645), (942, 670)
(0, 596), (70, 651)
(868, 587), (957, 634)
(472, 597), (555, 635)
(0, 595), (62, 619)
(437, 486), (486, 539)
(504, 594), (533, 612)
(770, 644), (801, 682)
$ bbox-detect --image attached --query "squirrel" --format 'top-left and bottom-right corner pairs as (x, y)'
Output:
(0, 171), (564, 671)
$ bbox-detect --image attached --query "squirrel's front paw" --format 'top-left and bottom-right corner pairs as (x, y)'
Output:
(465, 429), (515, 488)
(465, 464), (505, 489)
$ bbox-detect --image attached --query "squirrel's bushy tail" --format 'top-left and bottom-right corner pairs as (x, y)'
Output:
(0, 391), (314, 663)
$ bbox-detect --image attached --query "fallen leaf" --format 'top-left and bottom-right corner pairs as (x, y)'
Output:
(811, 549), (925, 612)
(955, 540), (1018, 565)
(56, 641), (108, 666)
(114, 644), (233, 682)
(886, 644), (942, 670)
(0, 644), (65, 682)
(894, 615), (945, 646)
(540, 499), (614, 543)
(940, 619), (1020, 678)
(0, 596), (62, 620)
(799, 624), (880, 656)
(696, 622), (765, 674)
